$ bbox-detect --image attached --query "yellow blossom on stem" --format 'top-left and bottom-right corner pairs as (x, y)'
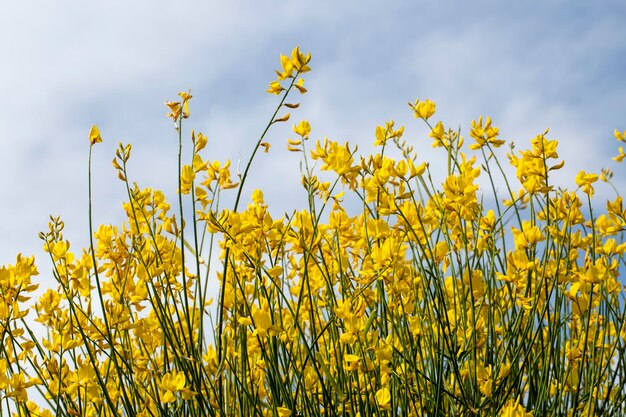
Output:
(293, 120), (311, 138)
(178, 91), (192, 118)
(266, 80), (284, 95)
(374, 120), (404, 146)
(512, 221), (545, 249)
(575, 170), (598, 196)
(165, 100), (182, 120)
(194, 131), (208, 153)
(343, 354), (361, 371)
(159, 370), (196, 403)
(276, 407), (292, 417)
(600, 167), (613, 181)
(88, 125), (102, 145)
(410, 99), (436, 120)
(469, 116), (505, 150)
(290, 46), (311, 73)
(375, 387), (391, 409)
(429, 121), (446, 148)
(180, 164), (195, 194)
(501, 398), (533, 417)
(295, 77), (307, 94)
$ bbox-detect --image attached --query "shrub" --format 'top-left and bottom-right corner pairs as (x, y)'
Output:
(1, 47), (625, 417)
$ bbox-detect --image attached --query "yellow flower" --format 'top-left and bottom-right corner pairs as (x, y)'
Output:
(469, 116), (505, 149)
(606, 196), (623, 216)
(575, 170), (598, 196)
(159, 370), (196, 403)
(309, 138), (360, 186)
(600, 167), (613, 181)
(267, 265), (283, 278)
(276, 407), (292, 417)
(89, 125), (102, 145)
(252, 304), (272, 337)
(266, 80), (284, 95)
(178, 90), (192, 101)
(511, 221), (545, 250)
(410, 99), (436, 119)
(273, 47), (311, 83)
(339, 332), (356, 344)
(295, 77), (307, 94)
(293, 120), (311, 138)
(194, 131), (208, 153)
(175, 91), (192, 118)
(613, 146), (625, 163)
(165, 100), (182, 119)
(433, 241), (449, 264)
(278, 54), (294, 80)
(429, 121), (446, 148)
(180, 164), (195, 194)
(237, 316), (253, 326)
(500, 398), (532, 417)
(7, 373), (30, 402)
(476, 363), (493, 398)
(374, 120), (404, 146)
(290, 46), (311, 73)
(614, 128), (625, 142)
(375, 387), (391, 408)
(343, 354), (361, 371)
(509, 132), (560, 195)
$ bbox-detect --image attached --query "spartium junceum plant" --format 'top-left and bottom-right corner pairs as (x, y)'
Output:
(1, 47), (625, 417)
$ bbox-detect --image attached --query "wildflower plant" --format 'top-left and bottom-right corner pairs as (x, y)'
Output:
(1, 47), (625, 417)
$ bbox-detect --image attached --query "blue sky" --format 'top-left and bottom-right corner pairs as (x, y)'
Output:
(1, 1), (625, 269)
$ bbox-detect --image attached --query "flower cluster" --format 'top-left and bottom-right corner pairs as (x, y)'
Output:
(0, 47), (624, 417)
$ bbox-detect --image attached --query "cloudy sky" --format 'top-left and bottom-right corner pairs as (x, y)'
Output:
(1, 1), (625, 273)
